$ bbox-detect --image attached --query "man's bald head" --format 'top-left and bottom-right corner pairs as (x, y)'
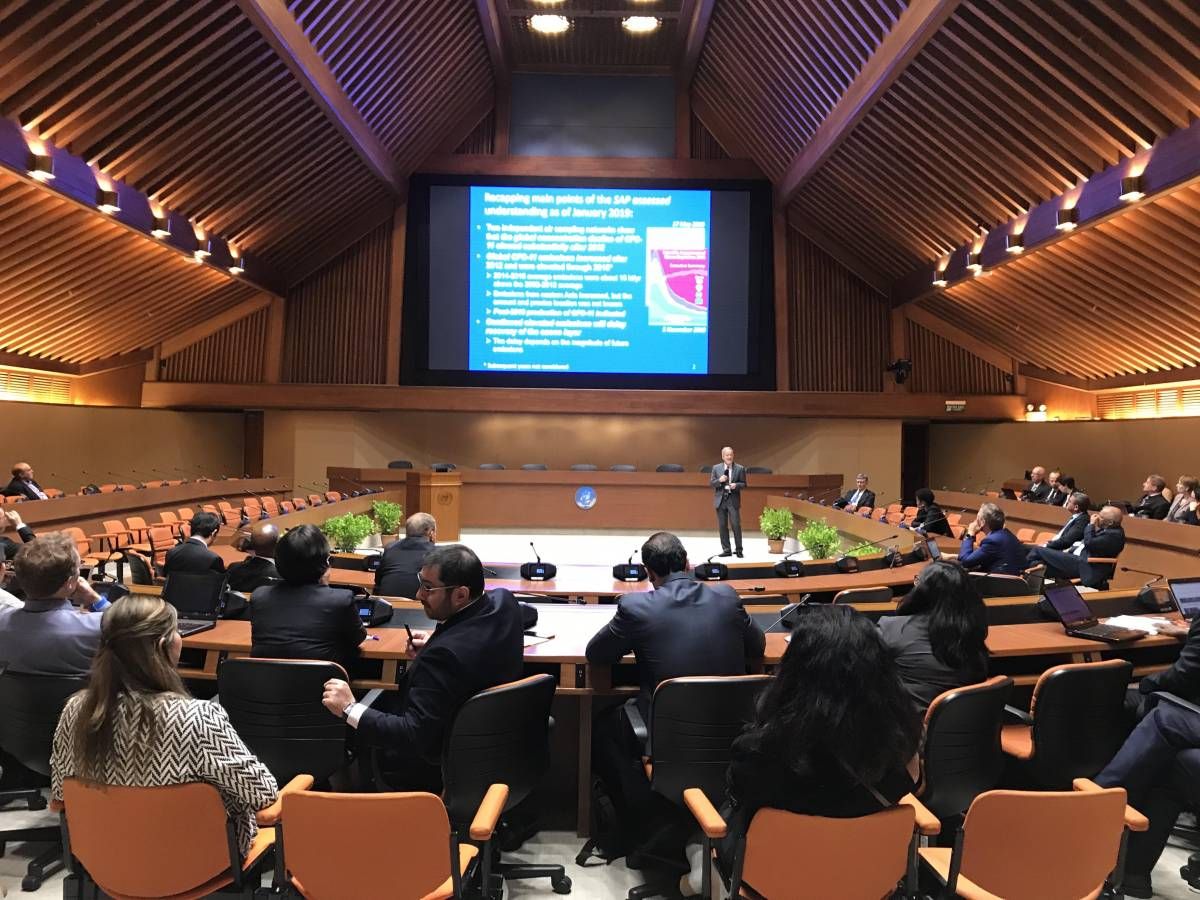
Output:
(247, 523), (279, 558)
(1098, 505), (1124, 529)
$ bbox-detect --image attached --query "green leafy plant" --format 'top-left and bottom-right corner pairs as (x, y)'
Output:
(322, 512), (375, 552)
(371, 500), (404, 536)
(798, 518), (842, 560)
(758, 506), (795, 540)
(845, 540), (883, 558)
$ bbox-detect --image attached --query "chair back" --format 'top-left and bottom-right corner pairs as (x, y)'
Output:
(478, 463), (505, 470)
(63, 527), (93, 558)
(0, 672), (86, 775)
(1015, 527), (1036, 543)
(222, 509), (242, 527)
(832, 586), (893, 605)
(741, 805), (914, 899)
(280, 500), (295, 514)
(655, 464), (684, 472)
(217, 658), (349, 784)
(292, 497), (308, 509)
(324, 491), (341, 502)
(62, 779), (235, 898)
(387, 460), (414, 469)
(441, 674), (556, 825)
(281, 791), (452, 900)
(570, 463), (598, 471)
(101, 519), (130, 548)
(958, 788), (1128, 899)
(147, 525), (178, 568)
(219, 501), (235, 512)
(307, 494), (323, 506)
(649, 675), (772, 804)
(920, 676), (1013, 818)
(1028, 659), (1133, 787)
(745, 466), (773, 474)
(521, 463), (548, 471)
(262, 497), (280, 516)
(970, 572), (1032, 597)
(610, 464), (637, 472)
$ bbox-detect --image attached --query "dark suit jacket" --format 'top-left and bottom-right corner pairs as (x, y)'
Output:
(1044, 513), (1088, 551)
(912, 503), (952, 537)
(833, 488), (876, 510)
(1044, 487), (1067, 507)
(374, 536), (433, 598)
(1020, 481), (1051, 503)
(1, 524), (35, 561)
(1140, 615), (1200, 703)
(710, 463), (747, 509)
(585, 571), (766, 727)
(958, 528), (1025, 575)
(249, 582), (367, 675)
(1078, 523), (1126, 586)
(224, 556), (280, 593)
(1132, 492), (1170, 520)
(2, 477), (44, 500)
(356, 588), (525, 765)
(163, 538), (226, 576)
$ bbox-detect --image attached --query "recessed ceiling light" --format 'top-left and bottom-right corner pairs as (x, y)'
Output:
(27, 151), (54, 182)
(96, 188), (120, 215)
(622, 16), (660, 34)
(1055, 207), (1078, 232)
(530, 14), (569, 34)
(1119, 174), (1144, 202)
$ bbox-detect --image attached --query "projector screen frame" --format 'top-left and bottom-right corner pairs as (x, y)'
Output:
(401, 172), (776, 392)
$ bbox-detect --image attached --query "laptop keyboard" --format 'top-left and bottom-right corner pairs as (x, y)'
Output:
(1077, 623), (1134, 640)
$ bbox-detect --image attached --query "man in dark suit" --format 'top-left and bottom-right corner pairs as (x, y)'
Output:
(710, 446), (747, 557)
(374, 512), (436, 598)
(225, 523), (280, 593)
(833, 473), (876, 512)
(958, 503), (1026, 575)
(1028, 492), (1091, 559)
(1131, 616), (1200, 714)
(1131, 474), (1170, 520)
(1019, 466), (1051, 503)
(162, 511), (225, 576)
(585, 531), (766, 858)
(0, 508), (35, 561)
(3, 462), (47, 500)
(1043, 470), (1068, 507)
(250, 524), (365, 676)
(322, 544), (523, 792)
(911, 488), (952, 537)
(1025, 505), (1126, 588)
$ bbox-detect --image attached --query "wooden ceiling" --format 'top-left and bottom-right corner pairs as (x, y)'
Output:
(504, 0), (684, 71)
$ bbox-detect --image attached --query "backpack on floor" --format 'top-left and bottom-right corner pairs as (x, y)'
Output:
(575, 776), (623, 866)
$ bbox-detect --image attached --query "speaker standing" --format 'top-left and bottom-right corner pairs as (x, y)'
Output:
(711, 446), (746, 557)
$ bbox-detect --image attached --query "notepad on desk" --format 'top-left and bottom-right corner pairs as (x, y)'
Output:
(523, 632), (554, 647)
(1101, 615), (1173, 635)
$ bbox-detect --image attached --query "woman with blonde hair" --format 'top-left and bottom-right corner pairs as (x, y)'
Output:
(51, 595), (278, 854)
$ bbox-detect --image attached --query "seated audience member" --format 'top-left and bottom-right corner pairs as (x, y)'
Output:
(51, 596), (278, 857)
(1167, 475), (1199, 524)
(879, 561), (988, 712)
(3, 462), (47, 500)
(321, 545), (524, 793)
(1019, 466), (1051, 503)
(911, 488), (953, 537)
(1054, 475), (1077, 507)
(162, 512), (225, 576)
(1131, 474), (1170, 519)
(0, 508), (34, 560)
(250, 524), (365, 675)
(1128, 617), (1199, 716)
(374, 512), (436, 598)
(0, 533), (105, 675)
(832, 473), (875, 512)
(585, 531), (766, 859)
(1094, 700), (1200, 898)
(1043, 470), (1067, 507)
(958, 503), (1025, 575)
(225, 523), (281, 592)
(1029, 492), (1091, 557)
(1025, 504), (1126, 588)
(714, 605), (920, 869)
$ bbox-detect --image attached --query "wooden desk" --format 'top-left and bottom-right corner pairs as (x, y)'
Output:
(766, 495), (920, 551)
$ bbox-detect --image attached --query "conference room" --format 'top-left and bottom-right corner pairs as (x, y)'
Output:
(1, 1), (1200, 898)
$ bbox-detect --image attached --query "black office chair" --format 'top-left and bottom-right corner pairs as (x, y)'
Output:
(569, 464), (597, 471)
(441, 674), (571, 897)
(832, 586), (893, 604)
(217, 658), (349, 786)
(386, 460), (413, 469)
(654, 464), (684, 473)
(697, 464), (711, 473)
(478, 463), (506, 470)
(610, 465), (637, 472)
(970, 572), (1035, 597)
(745, 466), (773, 474)
(918, 676), (1013, 825)
(431, 462), (457, 472)
(0, 671), (87, 890)
(521, 464), (549, 471)
(623, 675), (773, 900)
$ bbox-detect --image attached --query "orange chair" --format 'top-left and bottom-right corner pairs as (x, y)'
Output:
(177, 507), (195, 521)
(1034, 531), (1057, 545)
(280, 500), (296, 514)
(857, 506), (873, 518)
(91, 520), (133, 553)
(97, 484), (117, 494)
(44, 488), (63, 498)
(902, 505), (919, 523)
(222, 509), (243, 528)
(308, 494), (324, 507)
(262, 497), (280, 517)
(946, 513), (963, 528)
(218, 500), (236, 514)
(129, 525), (179, 574)
(1015, 527), (1036, 543)
(324, 491), (341, 503)
(125, 516), (152, 543)
(158, 510), (185, 538)
(63, 527), (115, 572)
(685, 787), (938, 899)
(59, 774), (311, 900)
(166, 480), (183, 487)
(292, 497), (309, 510)
(918, 782), (1147, 899)
(277, 786), (508, 900)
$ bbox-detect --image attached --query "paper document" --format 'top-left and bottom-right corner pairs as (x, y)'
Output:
(1102, 615), (1173, 635)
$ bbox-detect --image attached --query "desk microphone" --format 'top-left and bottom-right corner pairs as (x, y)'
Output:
(835, 533), (901, 573)
(340, 476), (381, 496)
(774, 548), (805, 578)
(520, 543), (556, 581)
(613, 549), (648, 582)
(695, 553), (728, 582)
(1122, 567), (1171, 612)
(239, 487), (273, 518)
(763, 594), (813, 633)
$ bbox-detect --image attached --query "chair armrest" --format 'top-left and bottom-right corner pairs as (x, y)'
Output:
(1072, 779), (1150, 832)
(50, 799), (64, 813)
(1152, 692), (1200, 717)
(622, 697), (649, 746)
(899, 793), (941, 836)
(1003, 704), (1034, 725)
(683, 788), (727, 839)
(469, 783), (509, 841)
(256, 774), (314, 826)
(1086, 557), (1118, 565)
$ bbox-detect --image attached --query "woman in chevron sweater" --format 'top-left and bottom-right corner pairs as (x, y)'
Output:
(51, 595), (279, 855)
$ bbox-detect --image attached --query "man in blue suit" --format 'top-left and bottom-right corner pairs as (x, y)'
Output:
(958, 502), (1025, 575)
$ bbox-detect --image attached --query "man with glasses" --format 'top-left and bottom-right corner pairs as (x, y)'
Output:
(321, 544), (524, 791)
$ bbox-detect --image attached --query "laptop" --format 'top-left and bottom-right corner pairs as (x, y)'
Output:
(1168, 577), (1200, 621)
(1043, 583), (1145, 643)
(162, 572), (226, 637)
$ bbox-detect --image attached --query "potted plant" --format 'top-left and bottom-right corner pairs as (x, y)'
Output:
(368, 500), (404, 548)
(759, 506), (795, 555)
(322, 512), (375, 553)
(845, 540), (882, 558)
(798, 518), (842, 561)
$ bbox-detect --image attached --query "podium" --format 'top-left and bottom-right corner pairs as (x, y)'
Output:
(405, 470), (462, 540)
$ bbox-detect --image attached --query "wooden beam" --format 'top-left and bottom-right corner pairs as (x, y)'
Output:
(263, 296), (285, 384)
(385, 206), (407, 386)
(675, 0), (716, 88)
(0, 350), (78, 376)
(420, 153), (765, 181)
(474, 0), (510, 85)
(144, 345), (161, 383)
(235, 0), (404, 195)
(433, 91), (498, 158)
(774, 0), (960, 210)
(494, 81), (511, 157)
(772, 210), (790, 391)
(1017, 365), (1090, 391)
(905, 305), (1016, 375)
(785, 209), (891, 297)
(1086, 367), (1200, 393)
(160, 293), (272, 359)
(76, 349), (153, 377)
(674, 83), (690, 159)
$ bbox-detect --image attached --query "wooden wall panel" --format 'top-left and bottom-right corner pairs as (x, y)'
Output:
(161, 307), (269, 384)
(455, 108), (496, 155)
(689, 111), (729, 160)
(908, 319), (1010, 395)
(787, 228), (888, 392)
(282, 219), (391, 384)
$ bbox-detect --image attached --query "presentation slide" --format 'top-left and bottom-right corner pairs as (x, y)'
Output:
(469, 186), (712, 374)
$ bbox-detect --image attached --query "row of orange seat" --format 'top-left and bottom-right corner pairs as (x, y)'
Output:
(838, 502), (1063, 543)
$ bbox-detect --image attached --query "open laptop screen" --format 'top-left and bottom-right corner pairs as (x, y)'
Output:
(1044, 584), (1094, 627)
(1169, 577), (1200, 620)
(162, 572), (225, 619)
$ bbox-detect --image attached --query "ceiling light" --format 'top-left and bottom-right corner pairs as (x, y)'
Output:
(96, 188), (120, 215)
(1026, 403), (1035, 413)
(622, 16), (661, 33)
(1005, 233), (1023, 254)
(27, 151), (54, 182)
(229, 255), (245, 276)
(932, 271), (948, 288)
(194, 236), (212, 260)
(1055, 207), (1078, 232)
(529, 14), (569, 34)
(966, 250), (982, 275)
(151, 215), (170, 238)
(1119, 174), (1144, 202)
(1038, 404), (1047, 413)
